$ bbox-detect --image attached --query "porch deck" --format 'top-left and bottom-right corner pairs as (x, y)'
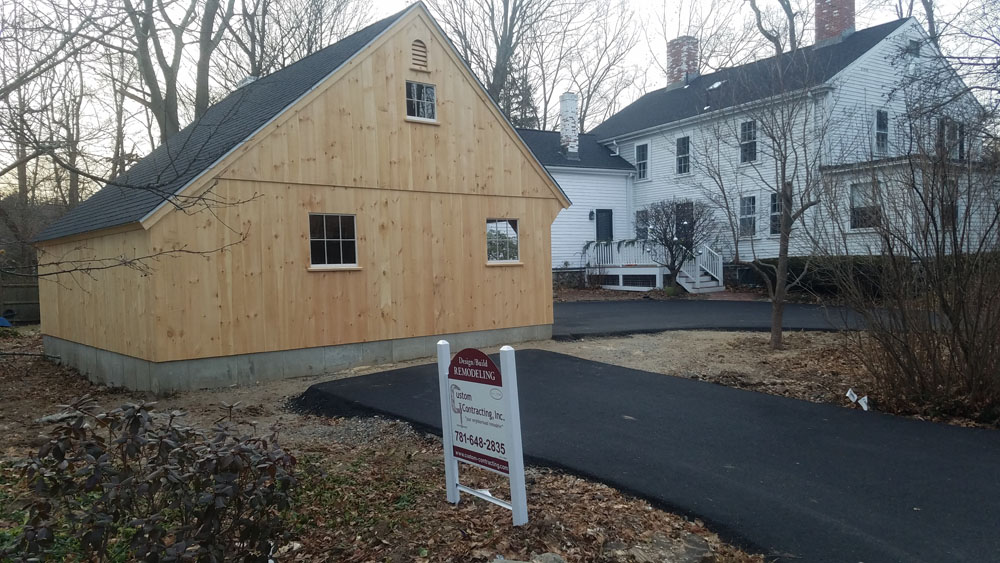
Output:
(583, 241), (725, 294)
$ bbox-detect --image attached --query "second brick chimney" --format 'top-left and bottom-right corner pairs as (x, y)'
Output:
(667, 35), (699, 86)
(815, 0), (856, 43)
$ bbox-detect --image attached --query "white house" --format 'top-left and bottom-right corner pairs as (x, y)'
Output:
(524, 0), (982, 293)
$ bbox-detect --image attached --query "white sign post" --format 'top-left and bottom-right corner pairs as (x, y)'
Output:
(437, 340), (528, 526)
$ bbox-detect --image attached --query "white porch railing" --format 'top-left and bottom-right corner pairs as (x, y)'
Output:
(585, 241), (723, 282)
(585, 241), (655, 267)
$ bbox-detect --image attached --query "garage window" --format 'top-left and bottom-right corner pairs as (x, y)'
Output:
(310, 213), (357, 267)
(406, 81), (436, 121)
(487, 219), (519, 262)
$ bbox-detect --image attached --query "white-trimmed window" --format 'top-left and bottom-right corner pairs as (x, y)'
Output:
(676, 136), (690, 174)
(740, 120), (757, 163)
(309, 213), (357, 266)
(635, 209), (649, 239)
(876, 110), (889, 155)
(850, 182), (881, 229)
(635, 143), (649, 180)
(739, 196), (756, 237)
(487, 219), (519, 262)
(770, 192), (783, 235)
(405, 81), (436, 120)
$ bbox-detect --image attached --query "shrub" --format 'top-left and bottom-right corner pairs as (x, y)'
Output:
(0, 327), (20, 340)
(8, 396), (297, 561)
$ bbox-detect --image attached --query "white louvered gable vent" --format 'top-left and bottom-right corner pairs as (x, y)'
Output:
(411, 39), (428, 70)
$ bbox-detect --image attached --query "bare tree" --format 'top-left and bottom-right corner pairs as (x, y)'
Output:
(427, 0), (571, 114)
(569, 0), (640, 132)
(641, 199), (720, 289)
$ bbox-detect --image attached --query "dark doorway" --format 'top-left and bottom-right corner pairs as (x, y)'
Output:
(596, 209), (613, 241)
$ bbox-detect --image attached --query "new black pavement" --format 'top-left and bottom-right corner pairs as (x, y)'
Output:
(553, 299), (863, 339)
(298, 350), (1000, 563)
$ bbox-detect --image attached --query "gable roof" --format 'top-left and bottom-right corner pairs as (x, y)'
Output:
(37, 8), (411, 243)
(516, 129), (633, 171)
(589, 18), (911, 141)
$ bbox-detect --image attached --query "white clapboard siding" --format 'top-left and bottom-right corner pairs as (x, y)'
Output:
(549, 168), (632, 269)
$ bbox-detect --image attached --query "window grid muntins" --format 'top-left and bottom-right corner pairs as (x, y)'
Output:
(676, 136), (690, 174)
(309, 213), (357, 266)
(770, 193), (782, 235)
(487, 219), (519, 262)
(406, 81), (436, 120)
(876, 110), (889, 155)
(739, 196), (756, 237)
(635, 143), (649, 180)
(740, 120), (757, 163)
(850, 183), (881, 229)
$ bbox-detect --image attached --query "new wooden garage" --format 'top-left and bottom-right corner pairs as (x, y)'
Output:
(35, 4), (569, 391)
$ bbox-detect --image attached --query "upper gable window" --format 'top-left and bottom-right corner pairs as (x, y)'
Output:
(635, 143), (649, 180)
(411, 39), (428, 70)
(905, 39), (921, 56)
(405, 81), (436, 121)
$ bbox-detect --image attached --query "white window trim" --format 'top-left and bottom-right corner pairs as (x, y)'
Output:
(635, 142), (650, 182)
(849, 182), (881, 231)
(739, 195), (757, 238)
(739, 120), (758, 165)
(405, 80), (437, 122)
(486, 218), (521, 264)
(875, 109), (889, 155)
(308, 213), (359, 269)
(675, 136), (691, 176)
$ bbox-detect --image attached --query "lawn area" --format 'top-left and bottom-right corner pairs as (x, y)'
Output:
(0, 330), (762, 562)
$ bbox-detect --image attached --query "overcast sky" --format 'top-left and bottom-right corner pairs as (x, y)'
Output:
(371, 0), (960, 95)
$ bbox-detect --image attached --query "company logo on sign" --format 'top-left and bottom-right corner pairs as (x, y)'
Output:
(449, 349), (502, 386)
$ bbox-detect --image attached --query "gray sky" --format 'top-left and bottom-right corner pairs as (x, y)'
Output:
(372, 0), (957, 96)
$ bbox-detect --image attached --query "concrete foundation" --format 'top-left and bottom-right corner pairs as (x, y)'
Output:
(42, 324), (552, 393)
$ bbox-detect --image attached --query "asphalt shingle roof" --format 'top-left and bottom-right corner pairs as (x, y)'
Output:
(37, 8), (409, 242)
(589, 18), (911, 140)
(515, 129), (633, 171)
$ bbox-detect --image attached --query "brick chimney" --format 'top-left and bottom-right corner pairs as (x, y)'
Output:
(815, 0), (855, 43)
(667, 35), (699, 86)
(559, 92), (579, 160)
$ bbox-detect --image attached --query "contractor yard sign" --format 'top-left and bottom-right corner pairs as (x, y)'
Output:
(437, 341), (528, 526)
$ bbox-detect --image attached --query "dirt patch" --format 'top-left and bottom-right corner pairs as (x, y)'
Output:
(534, 331), (872, 407)
(0, 334), (762, 562)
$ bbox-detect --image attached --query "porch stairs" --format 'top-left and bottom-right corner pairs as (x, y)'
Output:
(676, 248), (725, 294)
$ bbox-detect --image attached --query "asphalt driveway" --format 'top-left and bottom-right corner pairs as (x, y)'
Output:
(552, 299), (862, 339)
(297, 350), (1000, 563)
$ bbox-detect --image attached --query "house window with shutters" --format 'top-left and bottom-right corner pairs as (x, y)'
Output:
(739, 196), (756, 237)
(635, 143), (649, 180)
(635, 209), (649, 239)
(850, 182), (881, 229)
(676, 136), (690, 174)
(770, 192), (783, 235)
(876, 110), (889, 155)
(740, 120), (757, 163)
(411, 39), (428, 70)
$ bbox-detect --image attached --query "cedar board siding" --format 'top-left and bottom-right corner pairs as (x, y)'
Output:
(38, 228), (154, 360)
(38, 10), (563, 364)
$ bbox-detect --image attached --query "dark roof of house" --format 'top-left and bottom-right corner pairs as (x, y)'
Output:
(37, 8), (410, 242)
(515, 129), (633, 171)
(589, 18), (911, 141)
